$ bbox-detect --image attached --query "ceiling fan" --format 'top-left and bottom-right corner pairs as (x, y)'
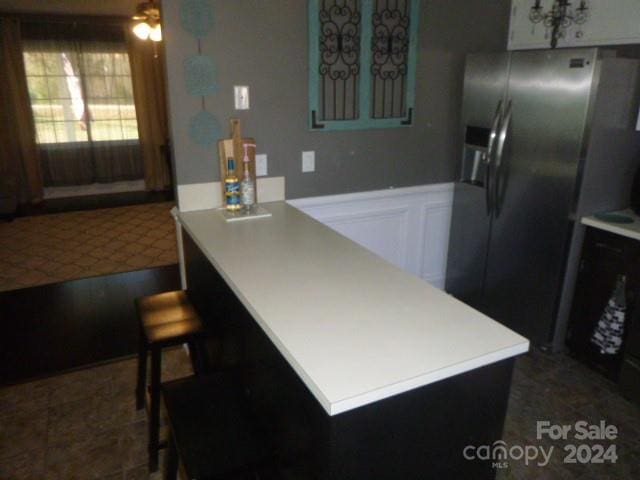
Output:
(132, 1), (162, 42)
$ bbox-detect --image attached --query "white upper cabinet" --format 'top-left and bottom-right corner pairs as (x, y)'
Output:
(508, 0), (640, 50)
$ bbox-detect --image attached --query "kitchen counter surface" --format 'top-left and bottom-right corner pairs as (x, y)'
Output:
(178, 202), (529, 415)
(582, 209), (640, 241)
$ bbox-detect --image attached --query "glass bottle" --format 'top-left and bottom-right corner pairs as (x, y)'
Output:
(224, 157), (241, 211)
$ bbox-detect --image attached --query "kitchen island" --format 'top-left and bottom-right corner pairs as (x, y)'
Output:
(178, 201), (529, 479)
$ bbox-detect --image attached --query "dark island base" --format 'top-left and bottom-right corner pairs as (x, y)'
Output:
(184, 230), (514, 480)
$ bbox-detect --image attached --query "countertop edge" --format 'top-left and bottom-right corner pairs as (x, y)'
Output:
(329, 341), (529, 415)
(581, 211), (640, 241)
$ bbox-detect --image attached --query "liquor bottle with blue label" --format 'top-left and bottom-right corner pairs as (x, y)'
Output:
(224, 157), (241, 211)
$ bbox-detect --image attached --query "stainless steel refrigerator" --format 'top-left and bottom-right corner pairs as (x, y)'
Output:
(446, 48), (640, 351)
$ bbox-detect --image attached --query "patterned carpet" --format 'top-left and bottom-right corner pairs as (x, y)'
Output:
(0, 202), (177, 292)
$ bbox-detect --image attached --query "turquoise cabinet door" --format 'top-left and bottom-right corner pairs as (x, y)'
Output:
(309, 0), (419, 131)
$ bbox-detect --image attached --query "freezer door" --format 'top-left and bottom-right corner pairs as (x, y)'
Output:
(482, 49), (598, 345)
(446, 53), (509, 307)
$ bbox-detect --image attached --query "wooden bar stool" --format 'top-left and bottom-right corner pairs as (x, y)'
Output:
(162, 372), (274, 480)
(135, 290), (208, 472)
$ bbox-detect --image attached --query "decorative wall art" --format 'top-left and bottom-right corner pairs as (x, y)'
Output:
(184, 55), (218, 96)
(188, 110), (221, 147)
(179, 0), (220, 148)
(179, 0), (214, 38)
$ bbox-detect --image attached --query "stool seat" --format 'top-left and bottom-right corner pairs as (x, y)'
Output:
(163, 372), (270, 480)
(137, 291), (206, 345)
(135, 289), (209, 472)
(144, 315), (205, 345)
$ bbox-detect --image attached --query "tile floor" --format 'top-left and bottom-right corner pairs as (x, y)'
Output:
(0, 348), (191, 480)
(1, 348), (638, 479)
(498, 350), (640, 480)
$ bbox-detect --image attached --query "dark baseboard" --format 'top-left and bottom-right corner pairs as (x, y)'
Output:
(0, 264), (181, 386)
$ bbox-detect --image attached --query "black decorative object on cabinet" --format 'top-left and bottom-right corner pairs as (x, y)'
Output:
(566, 227), (640, 380)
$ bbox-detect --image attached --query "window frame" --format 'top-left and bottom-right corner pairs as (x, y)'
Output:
(308, 0), (420, 131)
(23, 46), (139, 146)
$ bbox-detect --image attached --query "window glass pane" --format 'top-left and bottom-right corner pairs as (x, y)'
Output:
(114, 53), (131, 75)
(26, 76), (49, 100)
(61, 121), (89, 143)
(34, 122), (56, 143)
(89, 102), (119, 121)
(112, 77), (133, 99)
(47, 77), (71, 99)
(53, 122), (72, 143)
(31, 101), (55, 121)
(104, 76), (118, 98)
(119, 104), (137, 120)
(63, 121), (88, 143)
(42, 52), (65, 75)
(122, 120), (139, 139)
(85, 76), (107, 98)
(83, 52), (115, 75)
(23, 52), (45, 75)
(49, 99), (77, 122)
(91, 120), (123, 141)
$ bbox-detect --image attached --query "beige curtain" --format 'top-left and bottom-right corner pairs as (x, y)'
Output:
(126, 30), (171, 191)
(0, 17), (43, 204)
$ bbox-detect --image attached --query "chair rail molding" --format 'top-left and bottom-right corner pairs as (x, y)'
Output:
(288, 183), (454, 288)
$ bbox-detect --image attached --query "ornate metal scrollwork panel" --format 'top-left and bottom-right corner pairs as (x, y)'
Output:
(370, 0), (410, 119)
(318, 0), (361, 121)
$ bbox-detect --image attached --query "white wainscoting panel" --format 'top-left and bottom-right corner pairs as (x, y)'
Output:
(288, 184), (454, 289)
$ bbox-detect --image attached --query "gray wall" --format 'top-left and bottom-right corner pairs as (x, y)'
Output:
(163, 0), (511, 199)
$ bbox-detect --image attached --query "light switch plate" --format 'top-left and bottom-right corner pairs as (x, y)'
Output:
(302, 151), (315, 172)
(234, 86), (250, 110)
(255, 154), (268, 176)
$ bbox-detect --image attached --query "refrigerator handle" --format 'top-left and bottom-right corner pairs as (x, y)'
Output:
(493, 99), (512, 218)
(485, 100), (503, 216)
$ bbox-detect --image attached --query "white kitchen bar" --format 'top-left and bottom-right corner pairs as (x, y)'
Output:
(177, 201), (529, 478)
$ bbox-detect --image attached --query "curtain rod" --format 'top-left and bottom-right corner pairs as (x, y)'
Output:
(0, 12), (131, 26)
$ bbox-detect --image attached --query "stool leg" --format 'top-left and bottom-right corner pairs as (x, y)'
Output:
(149, 346), (161, 472)
(164, 430), (179, 480)
(135, 326), (148, 410)
(187, 339), (207, 375)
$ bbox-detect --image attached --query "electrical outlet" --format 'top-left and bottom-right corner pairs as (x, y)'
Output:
(255, 154), (268, 176)
(234, 86), (250, 110)
(302, 151), (315, 173)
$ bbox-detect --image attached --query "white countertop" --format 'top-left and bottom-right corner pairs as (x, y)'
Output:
(179, 202), (529, 416)
(581, 209), (640, 241)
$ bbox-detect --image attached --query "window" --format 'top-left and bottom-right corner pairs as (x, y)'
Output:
(308, 0), (419, 130)
(23, 46), (138, 144)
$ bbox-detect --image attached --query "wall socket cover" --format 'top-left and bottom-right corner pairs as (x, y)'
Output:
(302, 151), (315, 172)
(255, 154), (268, 176)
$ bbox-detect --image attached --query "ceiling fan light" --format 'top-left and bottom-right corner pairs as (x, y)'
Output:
(150, 24), (162, 42)
(133, 21), (151, 40)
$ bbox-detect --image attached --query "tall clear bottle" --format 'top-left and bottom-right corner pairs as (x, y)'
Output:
(240, 143), (255, 211)
(224, 157), (241, 211)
